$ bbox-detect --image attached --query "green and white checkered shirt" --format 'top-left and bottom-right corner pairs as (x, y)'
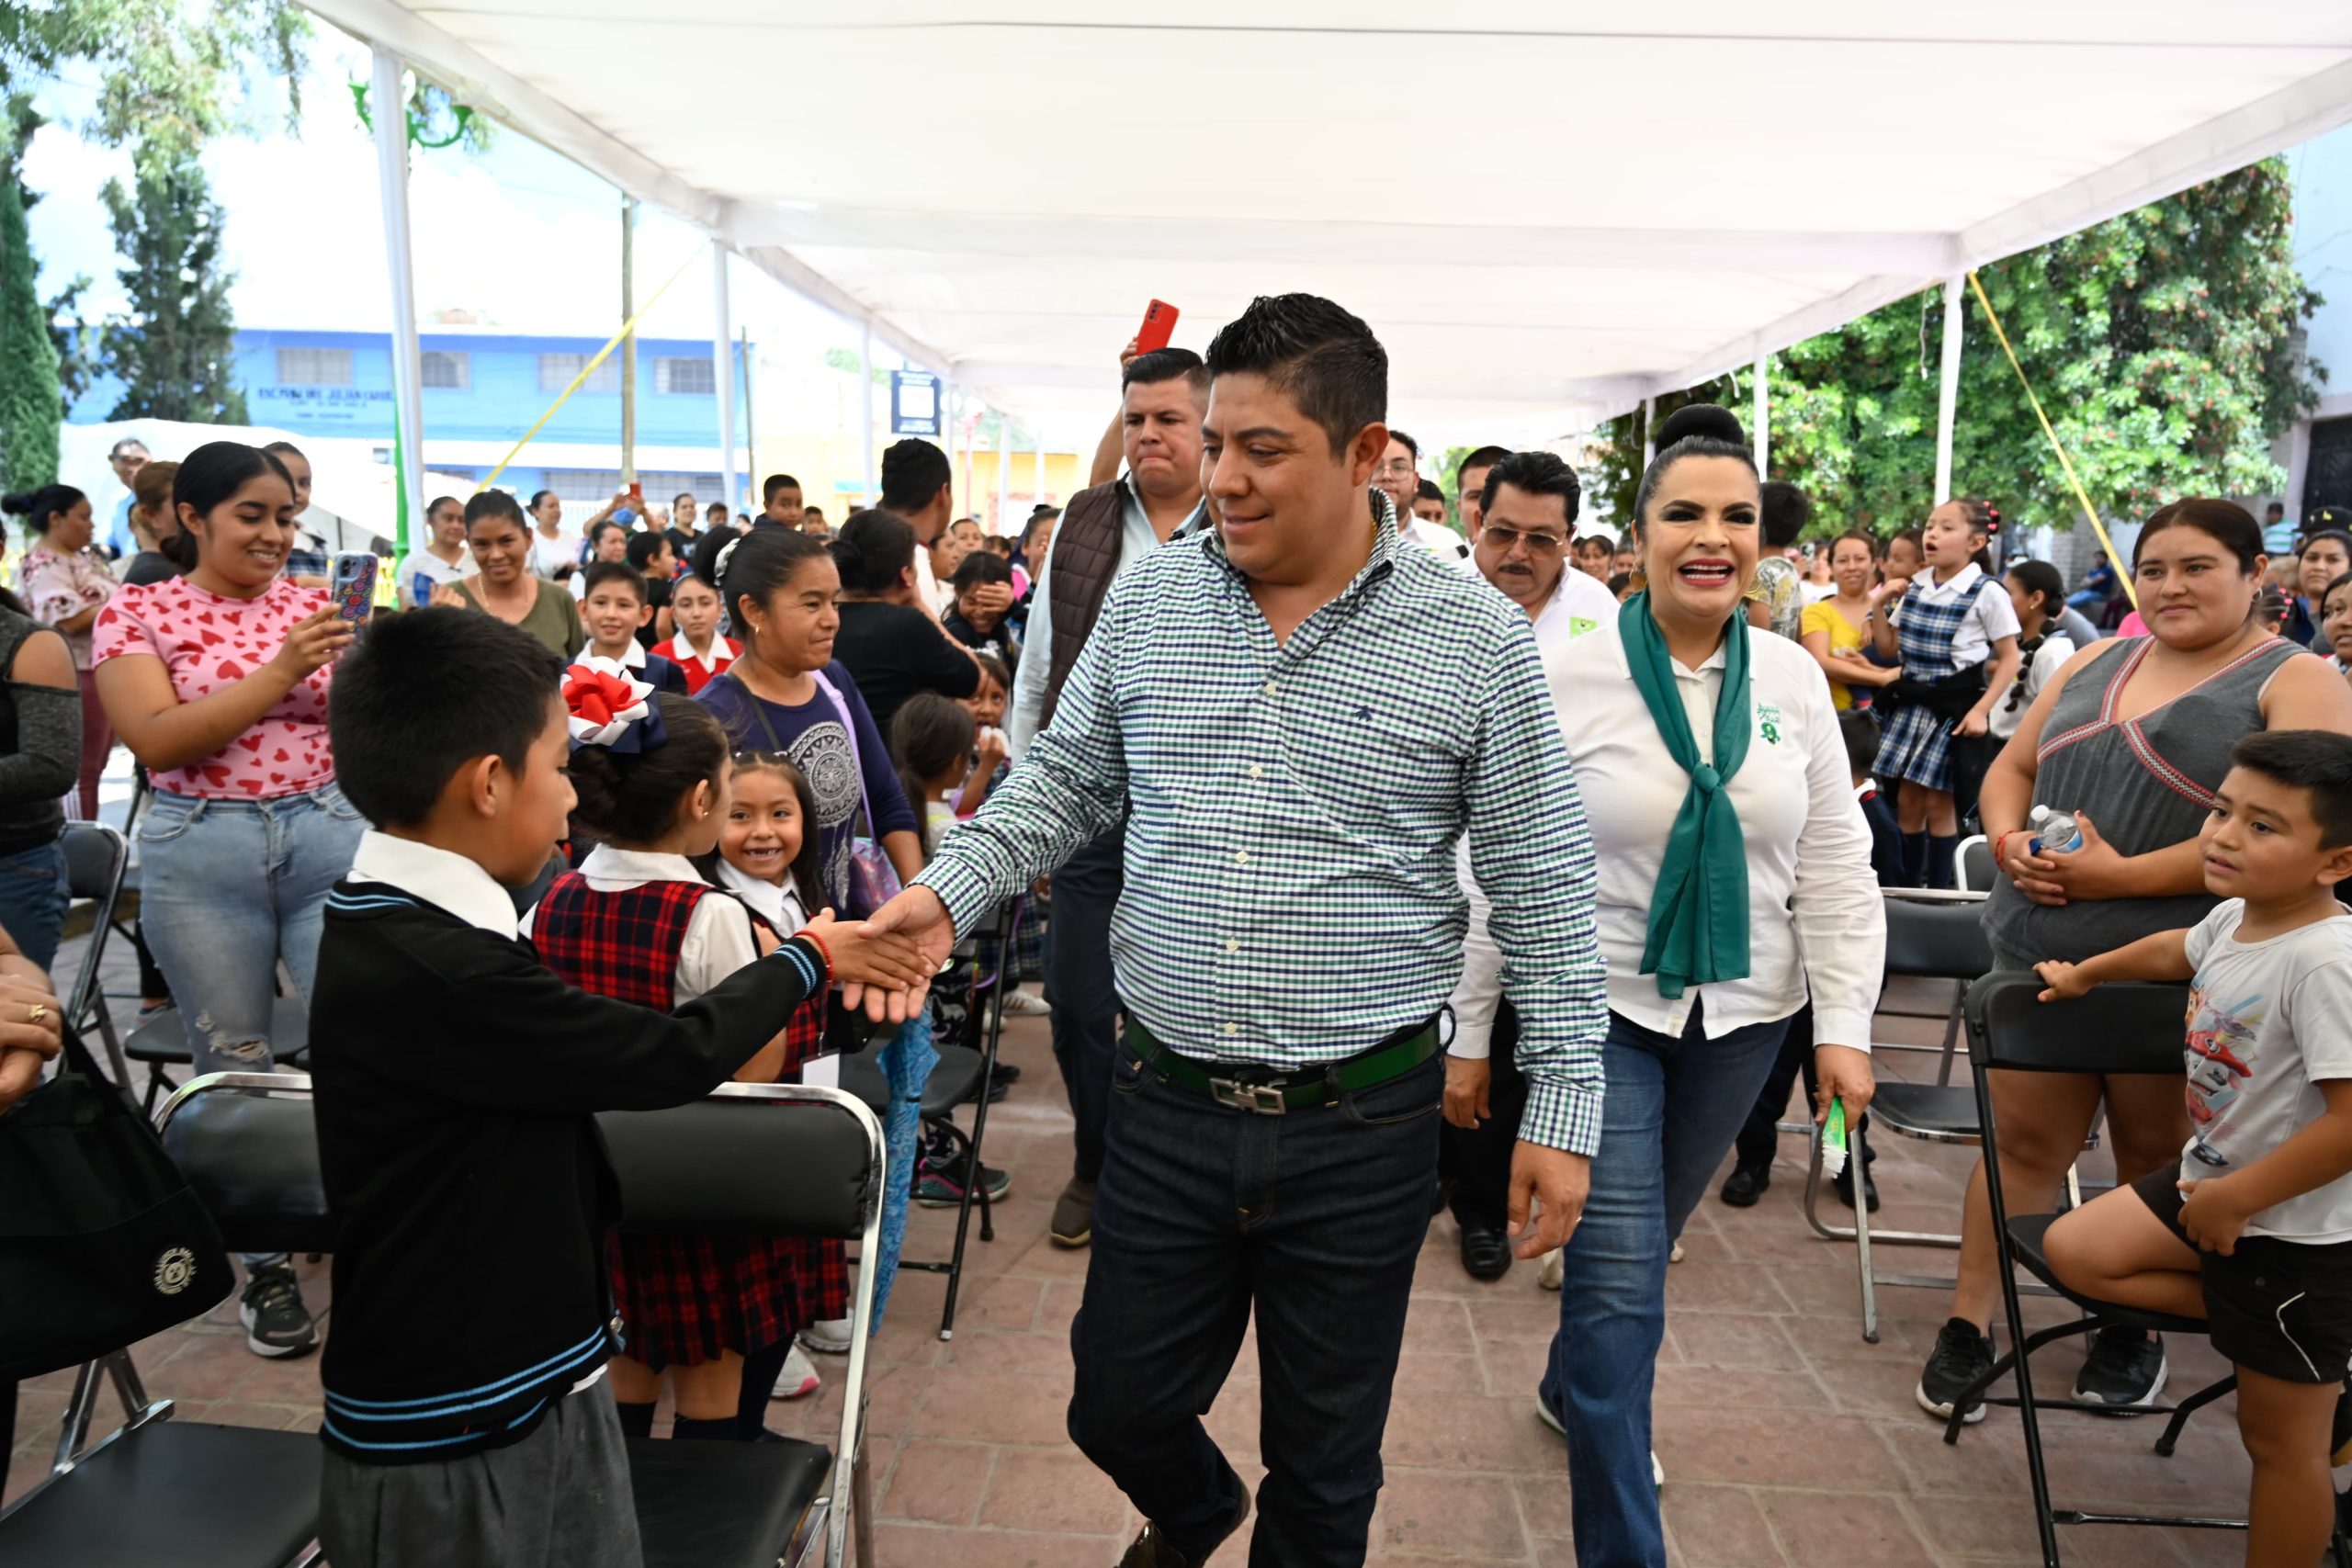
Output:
(917, 497), (1608, 1154)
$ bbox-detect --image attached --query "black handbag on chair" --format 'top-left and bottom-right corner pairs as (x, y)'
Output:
(0, 1027), (233, 1380)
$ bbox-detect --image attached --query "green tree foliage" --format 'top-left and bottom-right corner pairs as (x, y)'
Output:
(0, 0), (305, 174)
(0, 96), (60, 491)
(99, 152), (245, 423)
(1582, 162), (2323, 536)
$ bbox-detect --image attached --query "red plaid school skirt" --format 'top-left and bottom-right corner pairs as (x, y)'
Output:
(533, 874), (852, 1369)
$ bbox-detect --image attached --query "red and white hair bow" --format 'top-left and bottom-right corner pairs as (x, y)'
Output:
(562, 656), (665, 752)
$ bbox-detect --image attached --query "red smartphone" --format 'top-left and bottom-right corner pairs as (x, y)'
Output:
(1136, 299), (1179, 355)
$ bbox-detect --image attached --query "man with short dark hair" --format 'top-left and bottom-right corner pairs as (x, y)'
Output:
(760, 473), (804, 528)
(1454, 444), (1510, 540)
(1377, 427), (1468, 561)
(102, 437), (150, 558)
(1008, 344), (1210, 1253)
(878, 439), (975, 618)
(866, 294), (1604, 1567)
(1412, 479), (1448, 526)
(1443, 450), (1617, 1280)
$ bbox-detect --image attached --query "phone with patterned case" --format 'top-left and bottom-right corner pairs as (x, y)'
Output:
(328, 553), (379, 624)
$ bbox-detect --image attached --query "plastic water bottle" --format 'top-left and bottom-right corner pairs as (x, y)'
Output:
(2029, 805), (2082, 855)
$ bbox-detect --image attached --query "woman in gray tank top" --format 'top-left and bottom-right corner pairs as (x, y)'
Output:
(1915, 500), (2352, 1427)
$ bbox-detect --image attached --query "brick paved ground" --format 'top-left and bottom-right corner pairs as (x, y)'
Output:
(6, 914), (2285, 1566)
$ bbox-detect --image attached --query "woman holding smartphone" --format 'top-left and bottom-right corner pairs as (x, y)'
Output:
(92, 441), (366, 1362)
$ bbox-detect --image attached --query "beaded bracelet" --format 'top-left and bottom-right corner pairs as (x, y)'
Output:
(796, 927), (834, 982)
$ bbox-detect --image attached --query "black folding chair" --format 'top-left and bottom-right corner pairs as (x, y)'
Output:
(126, 997), (311, 1115)
(1804, 891), (1996, 1341)
(1944, 975), (2352, 1567)
(0, 1071), (325, 1567)
(600, 1083), (888, 1567)
(57, 822), (130, 1086)
(1955, 832), (1996, 894)
(838, 895), (1019, 1340)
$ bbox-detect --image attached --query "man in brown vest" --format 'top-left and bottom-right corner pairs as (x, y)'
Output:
(1006, 345), (1208, 1248)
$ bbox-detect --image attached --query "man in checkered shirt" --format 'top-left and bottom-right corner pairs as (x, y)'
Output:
(862, 294), (1605, 1568)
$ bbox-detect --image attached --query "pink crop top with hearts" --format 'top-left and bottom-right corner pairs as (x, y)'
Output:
(92, 577), (339, 799)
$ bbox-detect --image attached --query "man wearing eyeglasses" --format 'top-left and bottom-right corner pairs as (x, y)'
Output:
(1444, 450), (1618, 1279)
(1469, 450), (1618, 654)
(1376, 428), (1470, 561)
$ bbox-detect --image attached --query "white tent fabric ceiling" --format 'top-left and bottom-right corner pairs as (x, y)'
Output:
(308, 1), (2352, 440)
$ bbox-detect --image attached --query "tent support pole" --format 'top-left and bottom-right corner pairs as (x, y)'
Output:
(1934, 274), (1964, 504)
(370, 47), (425, 551)
(710, 243), (736, 517)
(620, 196), (637, 491)
(994, 412), (1011, 533)
(1641, 395), (1656, 466)
(859, 322), (876, 508)
(1753, 355), (1770, 479)
(1033, 430), (1045, 509)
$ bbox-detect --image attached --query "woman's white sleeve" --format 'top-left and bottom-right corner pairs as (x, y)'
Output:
(1447, 840), (1505, 1060)
(1789, 675), (1888, 1049)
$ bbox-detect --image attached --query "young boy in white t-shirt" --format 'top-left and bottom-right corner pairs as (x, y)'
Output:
(2036, 729), (2352, 1568)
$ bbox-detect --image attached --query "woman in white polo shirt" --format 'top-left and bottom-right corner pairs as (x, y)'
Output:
(1462, 405), (1883, 1567)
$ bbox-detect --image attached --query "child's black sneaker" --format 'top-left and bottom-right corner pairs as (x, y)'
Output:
(240, 1261), (319, 1358)
(1916, 1317), (1994, 1424)
(2069, 1325), (2166, 1411)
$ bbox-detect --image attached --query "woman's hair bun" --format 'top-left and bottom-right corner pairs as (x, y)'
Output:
(1655, 403), (1747, 452)
(0, 493), (31, 518)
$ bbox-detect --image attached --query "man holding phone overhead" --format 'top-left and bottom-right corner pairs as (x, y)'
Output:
(1009, 322), (1211, 1253)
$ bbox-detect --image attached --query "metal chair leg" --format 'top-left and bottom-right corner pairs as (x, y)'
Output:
(1849, 1134), (1878, 1344)
(850, 1438), (876, 1567)
(1933, 981), (1964, 1086)
(2154, 1372), (2234, 1458)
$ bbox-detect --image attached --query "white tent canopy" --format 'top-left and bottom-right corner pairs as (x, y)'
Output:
(308, 1), (2352, 443)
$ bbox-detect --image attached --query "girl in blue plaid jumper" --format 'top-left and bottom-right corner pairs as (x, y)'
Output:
(1868, 500), (2021, 886)
(529, 678), (852, 1441)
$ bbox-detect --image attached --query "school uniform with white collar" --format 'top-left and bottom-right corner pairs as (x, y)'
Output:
(528, 846), (846, 1414)
(310, 832), (832, 1568)
(1875, 560), (2020, 792)
(1455, 605), (1883, 1565)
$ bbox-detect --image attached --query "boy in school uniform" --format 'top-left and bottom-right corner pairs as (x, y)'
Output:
(2041, 729), (2352, 1568)
(578, 561), (689, 695)
(310, 608), (925, 1568)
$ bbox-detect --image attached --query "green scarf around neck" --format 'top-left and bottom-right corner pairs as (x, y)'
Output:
(1619, 591), (1754, 998)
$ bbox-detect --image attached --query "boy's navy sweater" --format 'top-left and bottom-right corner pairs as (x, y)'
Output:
(309, 878), (826, 1462)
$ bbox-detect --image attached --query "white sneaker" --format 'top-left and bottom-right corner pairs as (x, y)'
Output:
(798, 1315), (853, 1356)
(1538, 1247), (1564, 1291)
(768, 1342), (821, 1400)
(1653, 1450), (1665, 1490)
(1001, 987), (1051, 1018)
(1669, 1241), (1686, 1264)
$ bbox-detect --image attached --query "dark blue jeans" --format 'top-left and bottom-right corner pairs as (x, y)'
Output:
(1539, 1006), (1792, 1568)
(0, 840), (69, 975)
(1043, 828), (1124, 1184)
(1069, 1043), (1442, 1566)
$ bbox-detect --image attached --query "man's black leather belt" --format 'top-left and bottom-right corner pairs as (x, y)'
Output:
(1123, 1015), (1441, 1115)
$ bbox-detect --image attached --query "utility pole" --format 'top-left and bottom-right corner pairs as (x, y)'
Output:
(619, 195), (638, 491)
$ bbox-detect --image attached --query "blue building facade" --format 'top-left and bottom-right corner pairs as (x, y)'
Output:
(69, 326), (751, 506)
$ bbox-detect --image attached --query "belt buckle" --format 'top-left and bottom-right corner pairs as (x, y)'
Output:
(1207, 1077), (1287, 1115)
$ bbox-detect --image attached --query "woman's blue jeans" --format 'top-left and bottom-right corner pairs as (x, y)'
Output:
(0, 839), (70, 976)
(136, 784), (365, 1077)
(1539, 1004), (1793, 1568)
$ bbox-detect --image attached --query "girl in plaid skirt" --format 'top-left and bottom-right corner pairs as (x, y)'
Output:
(530, 668), (852, 1441)
(1868, 501), (2021, 887)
